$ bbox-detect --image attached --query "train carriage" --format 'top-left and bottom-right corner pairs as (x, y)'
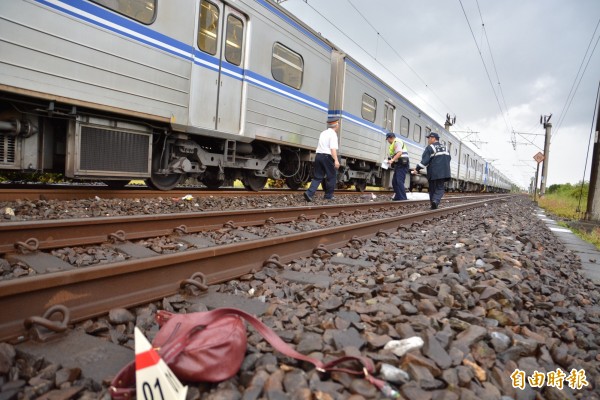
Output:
(0, 0), (512, 193)
(0, 0), (195, 188)
(328, 52), (462, 193)
(186, 0), (336, 191)
(328, 54), (400, 191)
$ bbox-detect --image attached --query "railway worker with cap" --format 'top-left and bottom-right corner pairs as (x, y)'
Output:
(411, 132), (451, 209)
(385, 131), (410, 201)
(304, 116), (340, 202)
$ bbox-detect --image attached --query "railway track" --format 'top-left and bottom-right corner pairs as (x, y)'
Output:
(0, 196), (490, 254)
(0, 196), (508, 343)
(0, 184), (502, 202)
(1, 194), (599, 400)
(0, 186), (385, 201)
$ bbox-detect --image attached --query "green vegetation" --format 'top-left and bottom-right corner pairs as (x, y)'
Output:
(540, 182), (588, 219)
(0, 171), (66, 184)
(537, 181), (600, 248)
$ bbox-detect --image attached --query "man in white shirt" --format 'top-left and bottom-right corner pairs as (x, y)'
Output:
(304, 117), (340, 201)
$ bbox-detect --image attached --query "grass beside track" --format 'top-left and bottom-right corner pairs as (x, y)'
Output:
(537, 192), (600, 249)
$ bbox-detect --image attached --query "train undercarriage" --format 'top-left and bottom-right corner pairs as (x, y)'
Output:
(0, 94), (385, 192)
(0, 93), (508, 193)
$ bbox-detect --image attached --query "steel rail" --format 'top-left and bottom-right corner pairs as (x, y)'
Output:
(0, 187), (494, 202)
(0, 196), (501, 254)
(0, 187), (393, 201)
(0, 198), (506, 343)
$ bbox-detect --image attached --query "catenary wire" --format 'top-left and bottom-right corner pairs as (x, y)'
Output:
(475, 0), (516, 148)
(458, 0), (513, 147)
(554, 17), (600, 138)
(345, 0), (457, 121)
(298, 0), (450, 124)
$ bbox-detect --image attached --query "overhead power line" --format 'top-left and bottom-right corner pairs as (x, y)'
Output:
(345, 0), (456, 119)
(282, 1), (528, 186)
(554, 17), (600, 138)
(474, 0), (516, 150)
(458, 0), (515, 149)
(293, 0), (453, 125)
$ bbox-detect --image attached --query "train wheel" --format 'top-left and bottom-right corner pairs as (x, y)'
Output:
(145, 148), (184, 190)
(354, 180), (367, 192)
(146, 172), (183, 190)
(242, 172), (267, 191)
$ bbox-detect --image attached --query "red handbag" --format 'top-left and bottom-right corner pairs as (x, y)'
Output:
(110, 308), (397, 399)
(153, 311), (247, 382)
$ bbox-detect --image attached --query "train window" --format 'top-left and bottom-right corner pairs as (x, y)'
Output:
(413, 124), (422, 143)
(448, 141), (453, 156)
(225, 14), (243, 66)
(400, 116), (409, 137)
(272, 43), (304, 90)
(198, 0), (220, 55)
(384, 103), (395, 132)
(361, 94), (376, 122)
(91, 0), (156, 24)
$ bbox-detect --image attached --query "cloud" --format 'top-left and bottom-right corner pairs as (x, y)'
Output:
(281, 0), (600, 188)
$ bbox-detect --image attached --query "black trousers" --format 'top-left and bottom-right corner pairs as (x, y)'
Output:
(392, 163), (409, 200)
(306, 153), (336, 199)
(428, 179), (446, 205)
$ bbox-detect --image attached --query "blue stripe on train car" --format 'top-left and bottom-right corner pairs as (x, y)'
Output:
(34, 0), (330, 114)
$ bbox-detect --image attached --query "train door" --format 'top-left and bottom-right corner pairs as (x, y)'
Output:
(466, 154), (471, 181)
(484, 161), (489, 190)
(383, 102), (395, 133)
(382, 102), (395, 153)
(190, 0), (246, 134)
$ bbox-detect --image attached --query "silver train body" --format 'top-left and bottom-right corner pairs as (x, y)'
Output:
(0, 0), (512, 192)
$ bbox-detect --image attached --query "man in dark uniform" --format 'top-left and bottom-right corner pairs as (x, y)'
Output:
(411, 132), (451, 209)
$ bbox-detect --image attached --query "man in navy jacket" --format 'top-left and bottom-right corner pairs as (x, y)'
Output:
(412, 132), (451, 209)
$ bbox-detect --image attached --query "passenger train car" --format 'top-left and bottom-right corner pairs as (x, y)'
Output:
(0, 0), (512, 192)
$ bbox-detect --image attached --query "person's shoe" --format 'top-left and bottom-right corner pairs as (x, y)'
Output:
(430, 201), (438, 210)
(303, 192), (312, 202)
(324, 196), (336, 201)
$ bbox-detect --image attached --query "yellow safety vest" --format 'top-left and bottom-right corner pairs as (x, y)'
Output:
(389, 138), (408, 158)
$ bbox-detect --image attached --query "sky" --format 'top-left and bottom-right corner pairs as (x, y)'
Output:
(279, 0), (600, 189)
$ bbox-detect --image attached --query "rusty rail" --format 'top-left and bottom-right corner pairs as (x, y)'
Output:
(0, 198), (507, 343)
(0, 196), (499, 254)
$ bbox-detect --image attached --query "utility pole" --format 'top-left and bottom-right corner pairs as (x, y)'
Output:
(533, 161), (540, 202)
(444, 113), (456, 131)
(532, 152), (544, 202)
(539, 114), (552, 196)
(585, 82), (600, 221)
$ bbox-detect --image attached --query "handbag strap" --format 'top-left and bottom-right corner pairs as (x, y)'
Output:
(111, 308), (400, 399)
(178, 308), (397, 395)
(110, 361), (136, 400)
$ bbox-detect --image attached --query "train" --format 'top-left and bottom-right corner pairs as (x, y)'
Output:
(0, 0), (512, 193)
